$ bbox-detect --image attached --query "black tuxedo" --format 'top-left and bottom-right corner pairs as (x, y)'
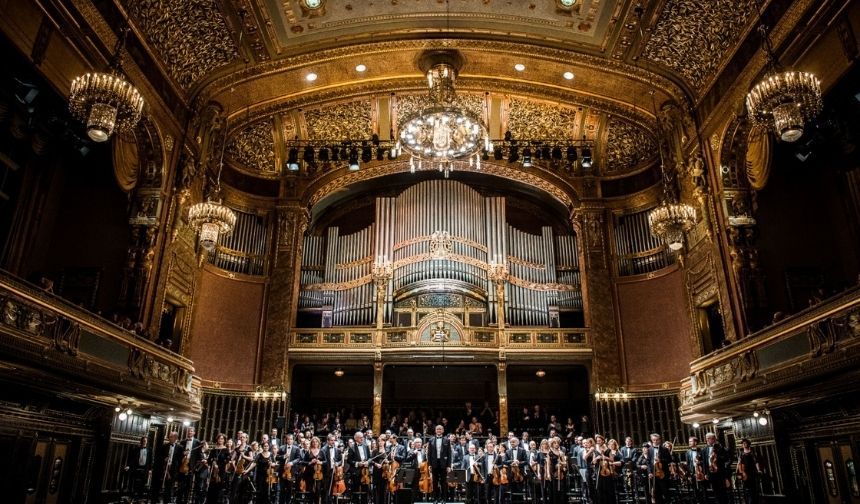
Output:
(126, 445), (151, 497)
(646, 445), (673, 504)
(176, 437), (200, 504)
(158, 442), (182, 503)
(704, 444), (731, 504)
(463, 453), (484, 504)
(428, 436), (451, 501)
(620, 445), (638, 464)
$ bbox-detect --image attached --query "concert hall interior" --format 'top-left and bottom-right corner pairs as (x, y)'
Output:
(1, 0), (860, 503)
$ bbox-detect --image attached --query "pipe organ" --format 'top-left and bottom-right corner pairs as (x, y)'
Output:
(207, 208), (270, 275)
(613, 208), (674, 276)
(298, 180), (581, 328)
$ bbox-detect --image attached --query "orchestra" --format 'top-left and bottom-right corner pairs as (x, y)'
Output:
(147, 422), (762, 504)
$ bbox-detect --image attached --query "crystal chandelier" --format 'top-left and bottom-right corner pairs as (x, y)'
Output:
(69, 27), (144, 142)
(647, 92), (696, 251)
(187, 127), (237, 252)
(746, 25), (822, 143)
(399, 51), (488, 177)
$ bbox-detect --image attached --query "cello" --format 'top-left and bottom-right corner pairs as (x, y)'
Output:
(418, 451), (433, 495)
(332, 451), (347, 497)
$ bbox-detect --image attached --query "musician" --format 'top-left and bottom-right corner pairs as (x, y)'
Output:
(303, 436), (328, 504)
(193, 441), (211, 504)
(372, 435), (389, 504)
(349, 432), (372, 503)
(646, 434), (673, 504)
(324, 434), (344, 504)
(571, 437), (590, 503)
(408, 437), (429, 502)
(428, 424), (451, 503)
(738, 438), (759, 504)
(507, 437), (527, 497)
(547, 438), (567, 504)
(159, 431), (182, 503)
(483, 441), (498, 504)
(244, 441), (276, 504)
(271, 428), (281, 450)
(620, 437), (638, 465)
(278, 434), (300, 504)
(124, 436), (151, 500)
(494, 444), (511, 504)
(594, 439), (621, 504)
(463, 443), (484, 504)
(207, 434), (231, 504)
(176, 427), (201, 504)
(704, 432), (731, 504)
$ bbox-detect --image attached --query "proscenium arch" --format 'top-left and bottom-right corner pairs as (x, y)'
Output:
(303, 159), (578, 226)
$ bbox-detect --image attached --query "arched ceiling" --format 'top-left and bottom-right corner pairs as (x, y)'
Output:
(116, 0), (764, 190)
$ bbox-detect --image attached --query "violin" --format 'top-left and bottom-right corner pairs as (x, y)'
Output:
(695, 454), (706, 482)
(418, 452), (433, 494)
(655, 458), (665, 479)
(599, 452), (612, 478)
(332, 453), (347, 496)
(387, 450), (400, 493)
(282, 460), (293, 479)
(709, 447), (719, 474)
(313, 458), (324, 481)
(179, 450), (191, 475)
(211, 461), (221, 484)
(737, 457), (748, 481)
(511, 460), (524, 483)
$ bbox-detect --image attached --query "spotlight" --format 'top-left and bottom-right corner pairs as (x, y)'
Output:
(303, 145), (315, 166)
(126, 408), (133, 416)
(758, 416), (768, 426)
(349, 148), (360, 171)
(318, 147), (330, 162)
(692, 422), (700, 429)
(376, 147), (386, 161)
(712, 418), (719, 425)
(493, 146), (503, 160)
(340, 146), (349, 160)
(753, 411), (760, 418)
(522, 147), (532, 167)
(535, 369), (546, 378)
(388, 147), (398, 160)
(504, 130), (512, 141)
(166, 416), (174, 423)
(115, 406), (121, 413)
(566, 146), (577, 162)
(330, 146), (339, 162)
(118, 412), (128, 421)
(581, 147), (592, 169)
(508, 146), (519, 163)
(541, 146), (551, 160)
(551, 146), (563, 160)
(481, 149), (489, 161)
(594, 392), (600, 400)
(361, 145), (373, 163)
(371, 134), (380, 146)
(334, 368), (345, 377)
(287, 147), (300, 171)
(182, 419), (191, 427)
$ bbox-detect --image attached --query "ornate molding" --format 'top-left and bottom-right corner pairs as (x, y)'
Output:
(604, 117), (658, 174)
(505, 98), (577, 140)
(226, 117), (277, 174)
(642, 0), (758, 94)
(305, 99), (373, 140)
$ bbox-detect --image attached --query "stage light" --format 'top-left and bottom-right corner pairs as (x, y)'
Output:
(376, 147), (386, 161)
(118, 412), (128, 421)
(692, 422), (700, 429)
(287, 147), (300, 171)
(535, 369), (546, 378)
(388, 147), (398, 160)
(493, 146), (504, 160)
(334, 368), (345, 377)
(126, 408), (133, 416)
(541, 146), (551, 160)
(551, 146), (563, 160)
(758, 416), (768, 426)
(303, 146), (316, 166)
(349, 148), (360, 171)
(481, 149), (490, 161)
(361, 145), (373, 163)
(183, 419), (191, 427)
(712, 418), (719, 425)
(115, 406), (121, 413)
(566, 146), (577, 162)
(318, 147), (330, 162)
(581, 147), (592, 169)
(522, 148), (532, 167)
(340, 146), (350, 160)
(508, 146), (519, 163)
(167, 416), (174, 423)
(753, 411), (760, 418)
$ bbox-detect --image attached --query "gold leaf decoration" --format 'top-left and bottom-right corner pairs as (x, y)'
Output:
(395, 93), (485, 124)
(507, 98), (576, 140)
(604, 118), (657, 173)
(226, 118), (276, 174)
(304, 100), (372, 141)
(124, 0), (239, 90)
(642, 0), (757, 92)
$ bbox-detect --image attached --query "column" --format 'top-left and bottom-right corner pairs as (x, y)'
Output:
(260, 202), (308, 385)
(572, 206), (622, 389)
(373, 361), (383, 433)
(497, 360), (508, 435)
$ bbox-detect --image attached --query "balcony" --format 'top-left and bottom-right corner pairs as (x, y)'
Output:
(680, 285), (860, 422)
(0, 271), (201, 416)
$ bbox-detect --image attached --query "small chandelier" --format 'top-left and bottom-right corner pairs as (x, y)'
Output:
(746, 24), (822, 143)
(647, 91), (696, 251)
(188, 129), (237, 252)
(399, 50), (488, 177)
(69, 27), (144, 142)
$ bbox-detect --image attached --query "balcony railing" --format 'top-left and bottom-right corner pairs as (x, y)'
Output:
(0, 270), (201, 414)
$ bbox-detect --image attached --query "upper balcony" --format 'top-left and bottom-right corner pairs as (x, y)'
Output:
(0, 271), (201, 417)
(680, 284), (860, 422)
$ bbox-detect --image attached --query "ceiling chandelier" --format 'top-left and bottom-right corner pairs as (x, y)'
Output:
(745, 24), (822, 143)
(398, 50), (488, 178)
(188, 129), (237, 252)
(647, 92), (696, 251)
(69, 27), (144, 142)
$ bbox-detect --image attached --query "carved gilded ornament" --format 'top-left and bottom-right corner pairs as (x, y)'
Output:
(604, 117), (658, 173)
(124, 0), (239, 90)
(395, 93), (485, 125)
(304, 100), (373, 141)
(642, 0), (758, 93)
(227, 118), (277, 174)
(506, 98), (576, 140)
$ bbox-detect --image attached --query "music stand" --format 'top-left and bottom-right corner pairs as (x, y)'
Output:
(449, 469), (466, 484)
(396, 469), (416, 486)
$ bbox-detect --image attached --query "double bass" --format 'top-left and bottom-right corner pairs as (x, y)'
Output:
(332, 449), (347, 496)
(418, 448), (433, 494)
(387, 449), (401, 493)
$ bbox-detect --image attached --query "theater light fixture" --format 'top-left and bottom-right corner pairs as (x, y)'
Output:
(535, 369), (546, 378)
(68, 26), (144, 142)
(334, 368), (345, 377)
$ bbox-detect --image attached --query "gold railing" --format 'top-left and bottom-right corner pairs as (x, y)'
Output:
(0, 270), (200, 413)
(680, 285), (860, 420)
(289, 327), (590, 351)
